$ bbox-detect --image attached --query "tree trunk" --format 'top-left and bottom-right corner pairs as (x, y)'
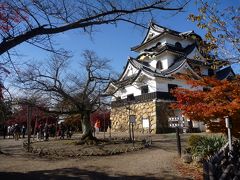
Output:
(81, 111), (94, 141)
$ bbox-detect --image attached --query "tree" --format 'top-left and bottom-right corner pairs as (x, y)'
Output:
(0, 99), (12, 125)
(17, 50), (111, 141)
(0, 82), (12, 125)
(0, 2), (25, 32)
(6, 102), (57, 127)
(189, 0), (240, 64)
(0, 0), (189, 55)
(171, 76), (240, 138)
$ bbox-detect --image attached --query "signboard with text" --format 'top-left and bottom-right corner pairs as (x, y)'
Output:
(129, 115), (136, 123)
(142, 118), (149, 128)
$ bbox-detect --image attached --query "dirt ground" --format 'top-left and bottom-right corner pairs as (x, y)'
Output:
(0, 132), (196, 180)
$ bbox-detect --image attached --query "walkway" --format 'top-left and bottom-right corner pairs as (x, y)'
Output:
(0, 133), (192, 180)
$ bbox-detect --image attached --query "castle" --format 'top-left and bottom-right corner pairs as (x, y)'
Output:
(105, 22), (234, 133)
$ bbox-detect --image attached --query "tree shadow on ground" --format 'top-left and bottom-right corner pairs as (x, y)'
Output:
(149, 138), (182, 152)
(0, 167), (191, 180)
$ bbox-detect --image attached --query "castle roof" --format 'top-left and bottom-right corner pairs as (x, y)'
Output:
(131, 22), (201, 52)
(106, 57), (202, 94)
(216, 66), (235, 80)
(104, 22), (235, 95)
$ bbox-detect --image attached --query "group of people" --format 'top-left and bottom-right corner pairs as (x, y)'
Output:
(58, 123), (73, 139)
(5, 124), (26, 140)
(35, 122), (73, 141)
(2, 122), (74, 141)
(35, 122), (52, 141)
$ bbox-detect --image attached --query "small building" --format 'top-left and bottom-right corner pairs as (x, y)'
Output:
(105, 22), (234, 133)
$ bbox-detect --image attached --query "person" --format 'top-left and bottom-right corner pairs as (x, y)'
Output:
(21, 125), (26, 138)
(66, 125), (73, 139)
(7, 125), (11, 139)
(94, 119), (101, 133)
(36, 124), (40, 141)
(10, 125), (15, 139)
(39, 123), (44, 141)
(59, 123), (65, 139)
(43, 123), (49, 141)
(13, 124), (21, 140)
(3, 125), (7, 139)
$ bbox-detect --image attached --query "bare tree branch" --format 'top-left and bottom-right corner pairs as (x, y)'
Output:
(0, 0), (189, 55)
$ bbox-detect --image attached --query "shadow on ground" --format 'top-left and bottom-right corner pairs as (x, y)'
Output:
(0, 167), (191, 180)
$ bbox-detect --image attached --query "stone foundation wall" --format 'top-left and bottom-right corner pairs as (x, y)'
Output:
(110, 101), (157, 133)
(155, 102), (175, 133)
(110, 101), (176, 134)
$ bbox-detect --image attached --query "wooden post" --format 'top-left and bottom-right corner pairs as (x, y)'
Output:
(176, 126), (181, 157)
(128, 107), (132, 141)
(103, 111), (105, 140)
(109, 119), (111, 140)
(132, 122), (135, 147)
(203, 160), (210, 180)
(27, 105), (32, 152)
(33, 115), (38, 141)
(225, 116), (232, 151)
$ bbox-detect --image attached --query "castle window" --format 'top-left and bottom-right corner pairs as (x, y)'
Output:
(127, 94), (135, 101)
(116, 96), (121, 101)
(175, 42), (182, 48)
(156, 42), (162, 48)
(142, 61), (149, 66)
(203, 87), (210, 92)
(208, 68), (214, 76)
(141, 85), (149, 94)
(156, 61), (163, 70)
(168, 84), (178, 92)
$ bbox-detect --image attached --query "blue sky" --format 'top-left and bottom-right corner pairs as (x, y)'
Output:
(11, 0), (240, 75)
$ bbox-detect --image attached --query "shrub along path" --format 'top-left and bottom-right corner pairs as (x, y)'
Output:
(0, 132), (197, 179)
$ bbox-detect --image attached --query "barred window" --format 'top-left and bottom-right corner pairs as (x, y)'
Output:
(127, 94), (135, 101)
(156, 61), (163, 70)
(141, 85), (148, 94)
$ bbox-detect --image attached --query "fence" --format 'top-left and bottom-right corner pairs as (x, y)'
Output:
(203, 141), (240, 180)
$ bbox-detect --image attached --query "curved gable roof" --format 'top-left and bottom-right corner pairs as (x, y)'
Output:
(216, 66), (235, 80)
(131, 22), (202, 52)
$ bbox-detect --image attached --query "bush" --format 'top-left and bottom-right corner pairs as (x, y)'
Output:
(187, 135), (227, 161)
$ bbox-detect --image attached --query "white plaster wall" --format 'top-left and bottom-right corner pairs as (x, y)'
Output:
(139, 31), (196, 53)
(145, 79), (157, 92)
(180, 39), (194, 48)
(156, 78), (192, 92)
(161, 35), (193, 48)
(149, 59), (157, 68)
(192, 121), (206, 132)
(139, 38), (165, 54)
(148, 53), (176, 70)
(114, 78), (157, 99)
(200, 67), (208, 75)
(187, 48), (205, 60)
(113, 73), (201, 101)
(125, 64), (138, 77)
(157, 54), (175, 69)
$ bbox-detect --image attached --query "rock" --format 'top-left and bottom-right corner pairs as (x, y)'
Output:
(182, 154), (193, 163)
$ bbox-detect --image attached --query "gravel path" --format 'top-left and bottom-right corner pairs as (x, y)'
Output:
(0, 133), (192, 180)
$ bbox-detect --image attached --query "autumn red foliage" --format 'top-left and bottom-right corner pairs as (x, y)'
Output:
(0, 3), (26, 32)
(6, 104), (57, 127)
(91, 110), (110, 131)
(171, 75), (240, 138)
